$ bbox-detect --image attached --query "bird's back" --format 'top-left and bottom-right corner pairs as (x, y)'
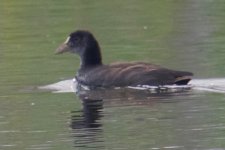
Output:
(76, 62), (193, 87)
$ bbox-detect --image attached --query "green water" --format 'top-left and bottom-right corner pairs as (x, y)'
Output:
(1, 0), (225, 149)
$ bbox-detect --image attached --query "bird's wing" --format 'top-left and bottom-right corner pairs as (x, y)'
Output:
(77, 62), (193, 87)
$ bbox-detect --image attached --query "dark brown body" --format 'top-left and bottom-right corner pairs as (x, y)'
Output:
(56, 30), (193, 87)
(76, 62), (192, 87)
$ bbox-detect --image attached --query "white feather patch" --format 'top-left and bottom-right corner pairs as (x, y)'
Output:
(64, 36), (70, 44)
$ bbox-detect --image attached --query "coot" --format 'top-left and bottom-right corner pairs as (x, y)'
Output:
(56, 30), (193, 87)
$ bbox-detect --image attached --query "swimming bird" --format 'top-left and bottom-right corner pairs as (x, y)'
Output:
(56, 30), (193, 87)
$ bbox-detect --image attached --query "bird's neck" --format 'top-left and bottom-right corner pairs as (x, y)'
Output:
(80, 40), (103, 69)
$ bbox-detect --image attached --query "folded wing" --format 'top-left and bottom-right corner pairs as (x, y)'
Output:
(77, 62), (193, 87)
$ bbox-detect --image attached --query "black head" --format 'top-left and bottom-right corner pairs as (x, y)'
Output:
(56, 30), (96, 55)
(56, 30), (102, 67)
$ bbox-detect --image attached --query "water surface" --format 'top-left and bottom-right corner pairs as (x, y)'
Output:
(1, 0), (225, 149)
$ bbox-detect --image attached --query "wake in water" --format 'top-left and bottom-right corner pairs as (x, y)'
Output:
(190, 78), (225, 93)
(38, 78), (225, 94)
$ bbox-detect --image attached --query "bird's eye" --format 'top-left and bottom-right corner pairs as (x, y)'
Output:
(73, 37), (80, 41)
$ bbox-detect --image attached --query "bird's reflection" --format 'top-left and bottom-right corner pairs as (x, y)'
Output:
(71, 98), (103, 128)
(70, 97), (104, 149)
(70, 85), (192, 149)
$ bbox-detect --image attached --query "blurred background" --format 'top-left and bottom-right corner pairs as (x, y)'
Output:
(1, 0), (225, 150)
